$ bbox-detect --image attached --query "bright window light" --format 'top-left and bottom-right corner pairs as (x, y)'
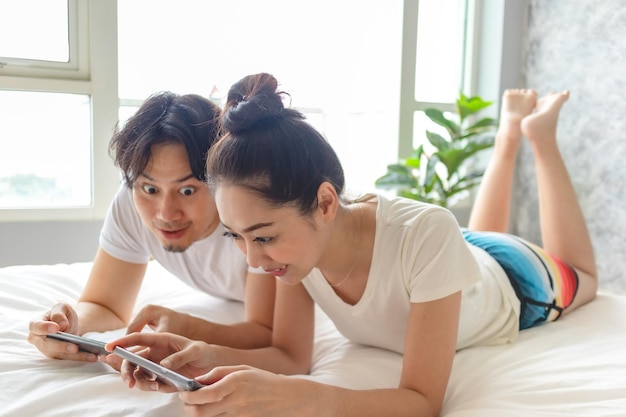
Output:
(117, 0), (404, 195)
(415, 0), (467, 103)
(0, 0), (69, 63)
(0, 91), (92, 208)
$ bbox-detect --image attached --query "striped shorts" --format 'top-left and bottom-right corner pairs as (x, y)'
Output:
(462, 229), (579, 330)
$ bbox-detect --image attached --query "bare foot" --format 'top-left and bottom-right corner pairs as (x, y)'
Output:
(498, 89), (538, 142)
(521, 90), (570, 144)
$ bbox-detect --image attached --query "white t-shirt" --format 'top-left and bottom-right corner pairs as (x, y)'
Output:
(99, 186), (252, 301)
(302, 195), (520, 354)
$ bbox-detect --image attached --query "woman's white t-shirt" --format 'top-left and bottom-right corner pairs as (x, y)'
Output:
(99, 186), (253, 301)
(302, 195), (520, 354)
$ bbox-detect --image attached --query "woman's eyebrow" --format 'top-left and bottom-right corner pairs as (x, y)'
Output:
(222, 222), (275, 233)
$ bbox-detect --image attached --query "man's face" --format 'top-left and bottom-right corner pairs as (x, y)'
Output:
(132, 142), (219, 252)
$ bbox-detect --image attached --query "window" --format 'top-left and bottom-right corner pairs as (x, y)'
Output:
(0, 0), (88, 78)
(0, 0), (89, 214)
(0, 0), (69, 63)
(117, 0), (405, 195)
(1, 0), (474, 220)
(399, 0), (471, 157)
(0, 1), (118, 221)
(0, 90), (91, 208)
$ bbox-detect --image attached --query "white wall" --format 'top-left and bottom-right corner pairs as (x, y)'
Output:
(0, 220), (102, 267)
(511, 0), (626, 293)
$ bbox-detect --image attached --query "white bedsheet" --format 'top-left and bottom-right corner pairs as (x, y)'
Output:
(1, 261), (625, 416)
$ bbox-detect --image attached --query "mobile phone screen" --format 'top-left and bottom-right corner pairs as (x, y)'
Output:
(46, 332), (108, 355)
(112, 346), (204, 391)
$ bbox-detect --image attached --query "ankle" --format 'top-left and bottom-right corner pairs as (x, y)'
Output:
(494, 132), (521, 159)
(529, 136), (560, 159)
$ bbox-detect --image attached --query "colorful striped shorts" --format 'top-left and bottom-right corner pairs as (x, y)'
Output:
(462, 229), (579, 330)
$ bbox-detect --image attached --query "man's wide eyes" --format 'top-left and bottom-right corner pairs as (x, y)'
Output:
(179, 187), (195, 196)
(142, 184), (157, 194)
(140, 185), (195, 195)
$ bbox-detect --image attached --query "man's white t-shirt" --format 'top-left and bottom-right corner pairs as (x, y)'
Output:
(302, 195), (520, 354)
(99, 186), (252, 302)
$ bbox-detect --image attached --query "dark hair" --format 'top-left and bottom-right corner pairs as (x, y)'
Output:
(206, 73), (345, 214)
(109, 91), (221, 187)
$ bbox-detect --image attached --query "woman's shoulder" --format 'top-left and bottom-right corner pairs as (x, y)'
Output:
(376, 194), (456, 227)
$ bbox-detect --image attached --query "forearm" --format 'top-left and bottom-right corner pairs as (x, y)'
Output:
(207, 344), (311, 375)
(75, 301), (127, 335)
(320, 383), (437, 417)
(182, 315), (272, 349)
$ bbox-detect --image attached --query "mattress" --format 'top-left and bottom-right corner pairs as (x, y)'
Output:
(1, 261), (625, 416)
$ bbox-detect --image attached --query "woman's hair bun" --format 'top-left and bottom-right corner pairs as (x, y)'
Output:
(222, 73), (285, 133)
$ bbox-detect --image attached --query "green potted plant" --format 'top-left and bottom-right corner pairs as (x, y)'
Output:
(375, 92), (498, 208)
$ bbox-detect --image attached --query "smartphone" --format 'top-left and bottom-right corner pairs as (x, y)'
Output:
(112, 346), (204, 391)
(46, 331), (108, 355)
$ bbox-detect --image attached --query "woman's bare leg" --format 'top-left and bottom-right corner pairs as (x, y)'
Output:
(521, 90), (598, 312)
(468, 89), (537, 232)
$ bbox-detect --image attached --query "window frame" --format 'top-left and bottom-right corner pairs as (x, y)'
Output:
(0, 0), (89, 79)
(397, 0), (473, 159)
(0, 0), (119, 222)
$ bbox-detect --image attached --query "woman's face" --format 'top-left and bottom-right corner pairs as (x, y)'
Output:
(215, 184), (325, 285)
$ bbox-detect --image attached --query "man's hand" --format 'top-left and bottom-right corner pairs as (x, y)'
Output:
(27, 303), (99, 362)
(126, 304), (193, 336)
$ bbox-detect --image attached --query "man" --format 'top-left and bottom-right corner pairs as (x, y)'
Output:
(28, 92), (275, 362)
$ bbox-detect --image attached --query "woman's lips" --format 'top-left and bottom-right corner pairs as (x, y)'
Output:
(264, 265), (287, 277)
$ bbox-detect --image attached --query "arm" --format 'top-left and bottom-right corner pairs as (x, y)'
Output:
(127, 271), (276, 348)
(109, 281), (315, 387)
(76, 248), (147, 334)
(201, 279), (315, 374)
(181, 292), (462, 417)
(331, 292), (462, 417)
(198, 270), (277, 348)
(27, 247), (146, 360)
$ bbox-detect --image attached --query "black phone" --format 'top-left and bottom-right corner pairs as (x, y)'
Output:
(46, 331), (108, 355)
(112, 346), (204, 391)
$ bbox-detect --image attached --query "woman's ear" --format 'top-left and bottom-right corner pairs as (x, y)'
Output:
(316, 182), (339, 222)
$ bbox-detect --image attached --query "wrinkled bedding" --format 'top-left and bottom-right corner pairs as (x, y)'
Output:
(1, 261), (624, 416)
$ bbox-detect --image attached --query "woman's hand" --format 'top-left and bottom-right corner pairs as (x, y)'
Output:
(180, 366), (337, 417)
(27, 303), (99, 362)
(105, 332), (216, 392)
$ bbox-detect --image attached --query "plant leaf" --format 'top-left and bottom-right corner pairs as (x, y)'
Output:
(465, 137), (495, 152)
(466, 117), (498, 132)
(431, 175), (447, 207)
(375, 90), (496, 207)
(398, 190), (432, 203)
(405, 144), (424, 168)
(448, 177), (483, 195)
(423, 155), (440, 192)
(434, 148), (465, 180)
(457, 93), (493, 120)
(424, 108), (459, 136)
(375, 172), (416, 189)
(382, 163), (411, 175)
(426, 131), (450, 151)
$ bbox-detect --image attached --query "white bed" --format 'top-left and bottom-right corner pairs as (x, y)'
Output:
(1, 261), (625, 417)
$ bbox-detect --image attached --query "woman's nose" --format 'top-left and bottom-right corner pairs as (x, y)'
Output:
(245, 243), (265, 269)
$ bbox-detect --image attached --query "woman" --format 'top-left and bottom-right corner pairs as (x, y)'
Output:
(107, 74), (597, 417)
